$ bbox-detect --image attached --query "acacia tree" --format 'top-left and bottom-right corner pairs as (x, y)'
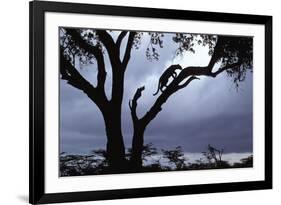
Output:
(60, 28), (252, 171)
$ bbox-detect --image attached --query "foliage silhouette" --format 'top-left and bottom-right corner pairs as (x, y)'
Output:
(162, 146), (187, 170)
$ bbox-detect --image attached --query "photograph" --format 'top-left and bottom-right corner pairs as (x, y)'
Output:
(59, 27), (253, 176)
(29, 1), (272, 203)
(0, 0), (277, 203)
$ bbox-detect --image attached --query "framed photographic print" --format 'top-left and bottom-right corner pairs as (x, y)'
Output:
(29, 0), (272, 204)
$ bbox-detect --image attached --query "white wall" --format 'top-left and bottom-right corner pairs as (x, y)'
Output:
(0, 0), (279, 204)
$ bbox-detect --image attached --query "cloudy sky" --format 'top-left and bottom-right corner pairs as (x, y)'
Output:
(60, 30), (253, 155)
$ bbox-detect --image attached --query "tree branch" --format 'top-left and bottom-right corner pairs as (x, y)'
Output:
(96, 30), (122, 67)
(116, 31), (128, 49)
(64, 28), (107, 92)
(60, 50), (95, 97)
(96, 30), (127, 105)
(140, 75), (199, 127)
(175, 37), (240, 82)
(176, 60), (241, 82)
(206, 37), (224, 72)
(129, 86), (145, 123)
(211, 61), (241, 77)
(177, 76), (200, 90)
(60, 49), (108, 110)
(122, 31), (136, 69)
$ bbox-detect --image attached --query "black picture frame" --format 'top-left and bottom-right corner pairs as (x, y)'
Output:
(29, 1), (272, 204)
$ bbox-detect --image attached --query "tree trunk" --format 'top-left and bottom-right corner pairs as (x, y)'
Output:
(130, 124), (145, 171)
(104, 111), (127, 172)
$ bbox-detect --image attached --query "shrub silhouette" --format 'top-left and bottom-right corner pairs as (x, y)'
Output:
(233, 155), (253, 168)
(60, 143), (252, 176)
(162, 146), (187, 170)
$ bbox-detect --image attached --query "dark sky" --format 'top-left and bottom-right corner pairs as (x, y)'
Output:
(60, 31), (253, 154)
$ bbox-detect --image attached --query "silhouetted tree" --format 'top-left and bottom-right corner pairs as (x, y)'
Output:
(60, 28), (253, 171)
(129, 36), (252, 169)
(202, 144), (224, 167)
(162, 146), (187, 170)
